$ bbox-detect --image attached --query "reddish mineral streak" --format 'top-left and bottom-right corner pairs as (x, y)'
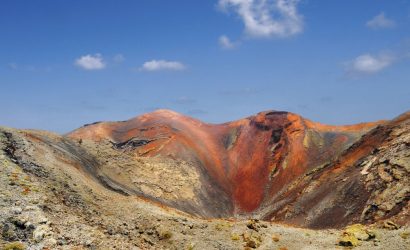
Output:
(68, 109), (381, 213)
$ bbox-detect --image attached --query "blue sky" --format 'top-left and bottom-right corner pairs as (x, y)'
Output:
(1, 0), (410, 133)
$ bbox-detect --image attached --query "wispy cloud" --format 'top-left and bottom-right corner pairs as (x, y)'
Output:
(344, 38), (410, 77)
(80, 101), (107, 111)
(113, 54), (125, 63)
(346, 53), (395, 75)
(218, 0), (303, 38)
(27, 65), (52, 73)
(219, 35), (237, 49)
(173, 96), (197, 105)
(366, 12), (396, 29)
(7, 63), (18, 70)
(6, 63), (52, 73)
(319, 96), (333, 104)
(75, 54), (106, 70)
(140, 60), (186, 72)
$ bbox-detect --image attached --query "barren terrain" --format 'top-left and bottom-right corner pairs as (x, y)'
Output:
(1, 110), (409, 249)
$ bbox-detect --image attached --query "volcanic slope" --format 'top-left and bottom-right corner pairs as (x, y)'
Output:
(261, 111), (410, 228)
(67, 109), (384, 223)
(1, 109), (410, 249)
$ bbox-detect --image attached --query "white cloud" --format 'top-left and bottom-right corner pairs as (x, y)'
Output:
(347, 53), (395, 74)
(366, 12), (396, 29)
(113, 54), (125, 63)
(140, 60), (186, 72)
(75, 54), (106, 70)
(219, 35), (236, 49)
(218, 0), (303, 38)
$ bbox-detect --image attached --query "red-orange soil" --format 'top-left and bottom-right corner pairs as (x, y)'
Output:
(69, 110), (381, 217)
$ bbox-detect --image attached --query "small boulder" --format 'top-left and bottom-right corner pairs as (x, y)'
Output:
(156, 226), (172, 240)
(383, 220), (400, 230)
(345, 224), (375, 241)
(339, 235), (360, 247)
(338, 224), (375, 247)
(3, 242), (25, 250)
(246, 219), (260, 232)
(32, 225), (50, 242)
(231, 233), (240, 241)
(10, 207), (22, 215)
(242, 232), (262, 248)
(400, 231), (410, 239)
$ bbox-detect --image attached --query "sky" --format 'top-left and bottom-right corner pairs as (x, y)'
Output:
(1, 0), (410, 133)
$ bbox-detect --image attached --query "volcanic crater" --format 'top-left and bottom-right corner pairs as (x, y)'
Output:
(62, 109), (409, 229)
